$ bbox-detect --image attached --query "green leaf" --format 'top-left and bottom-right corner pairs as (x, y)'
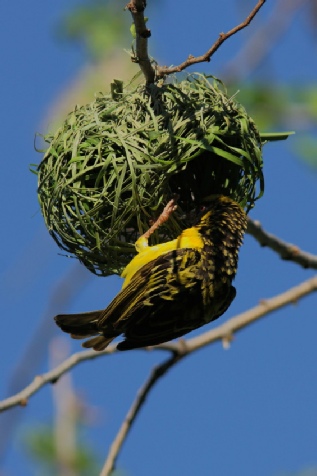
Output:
(29, 164), (39, 175)
(260, 131), (295, 142)
(130, 17), (148, 38)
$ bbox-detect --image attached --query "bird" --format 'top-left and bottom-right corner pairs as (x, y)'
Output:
(54, 195), (247, 351)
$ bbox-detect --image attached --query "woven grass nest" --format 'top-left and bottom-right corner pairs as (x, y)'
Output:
(37, 75), (264, 276)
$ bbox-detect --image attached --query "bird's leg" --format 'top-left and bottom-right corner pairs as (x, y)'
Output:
(136, 199), (178, 252)
(142, 199), (178, 240)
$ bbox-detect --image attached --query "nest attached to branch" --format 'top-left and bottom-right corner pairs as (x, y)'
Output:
(37, 75), (264, 276)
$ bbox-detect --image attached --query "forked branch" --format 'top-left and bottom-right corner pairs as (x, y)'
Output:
(127, 0), (266, 83)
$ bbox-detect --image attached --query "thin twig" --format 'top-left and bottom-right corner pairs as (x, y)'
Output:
(1, 275), (316, 414)
(126, 0), (155, 83)
(0, 262), (91, 462)
(0, 346), (116, 413)
(156, 0), (266, 78)
(247, 217), (317, 269)
(100, 353), (181, 476)
(222, 0), (308, 82)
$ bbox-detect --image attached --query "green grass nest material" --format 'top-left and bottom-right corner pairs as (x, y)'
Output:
(37, 75), (264, 276)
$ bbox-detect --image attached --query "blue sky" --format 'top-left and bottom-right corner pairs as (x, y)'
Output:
(0, 1), (317, 475)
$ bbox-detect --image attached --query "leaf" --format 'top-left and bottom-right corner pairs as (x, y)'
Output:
(260, 131), (295, 142)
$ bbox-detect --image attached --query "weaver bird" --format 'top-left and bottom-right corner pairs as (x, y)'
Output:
(55, 195), (247, 351)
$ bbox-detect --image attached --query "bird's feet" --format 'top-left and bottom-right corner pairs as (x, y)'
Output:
(136, 199), (178, 251)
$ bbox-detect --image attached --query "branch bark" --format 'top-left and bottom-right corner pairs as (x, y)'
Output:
(100, 353), (181, 475)
(156, 0), (266, 78)
(126, 0), (155, 83)
(247, 217), (317, 269)
(222, 0), (308, 82)
(0, 346), (116, 413)
(1, 275), (316, 414)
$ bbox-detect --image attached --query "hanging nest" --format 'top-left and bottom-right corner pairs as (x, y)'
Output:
(37, 74), (264, 276)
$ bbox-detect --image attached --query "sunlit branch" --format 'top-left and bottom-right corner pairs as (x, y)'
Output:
(1, 275), (316, 414)
(156, 0), (266, 78)
(100, 353), (181, 475)
(247, 218), (317, 270)
(0, 346), (116, 413)
(126, 0), (155, 83)
(222, 0), (307, 81)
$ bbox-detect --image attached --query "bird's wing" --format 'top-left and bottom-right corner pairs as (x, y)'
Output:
(118, 272), (236, 350)
(98, 248), (200, 335)
(97, 247), (203, 342)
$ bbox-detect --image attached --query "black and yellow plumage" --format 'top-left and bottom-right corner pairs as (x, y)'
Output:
(55, 195), (247, 351)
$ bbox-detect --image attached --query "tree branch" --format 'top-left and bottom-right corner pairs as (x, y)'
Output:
(156, 0), (266, 78)
(126, 0), (155, 84)
(247, 217), (317, 269)
(0, 346), (116, 413)
(0, 263), (91, 462)
(179, 275), (317, 352)
(222, 0), (308, 82)
(1, 275), (316, 414)
(100, 353), (181, 475)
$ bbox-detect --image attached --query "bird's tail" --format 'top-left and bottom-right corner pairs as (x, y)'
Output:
(54, 310), (114, 351)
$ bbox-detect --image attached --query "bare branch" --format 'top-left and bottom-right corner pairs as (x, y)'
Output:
(126, 0), (155, 83)
(222, 0), (308, 82)
(0, 263), (91, 462)
(0, 346), (116, 413)
(1, 275), (316, 414)
(156, 0), (266, 79)
(100, 353), (181, 475)
(247, 217), (317, 270)
(180, 275), (317, 352)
